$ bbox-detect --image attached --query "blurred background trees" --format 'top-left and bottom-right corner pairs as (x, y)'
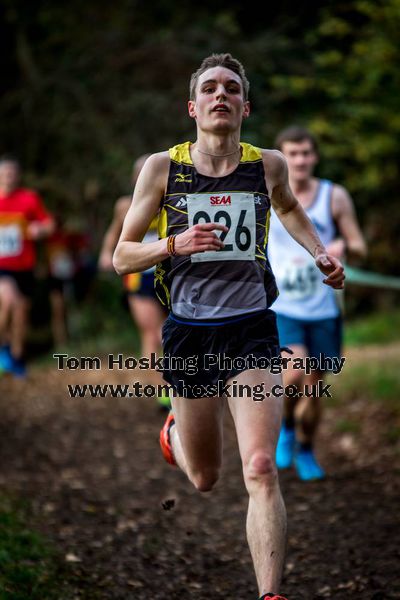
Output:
(1, 0), (399, 307)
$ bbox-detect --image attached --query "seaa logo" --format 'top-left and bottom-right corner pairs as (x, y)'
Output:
(210, 195), (231, 205)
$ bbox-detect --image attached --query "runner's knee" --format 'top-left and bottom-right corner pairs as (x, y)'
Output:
(190, 467), (220, 492)
(243, 450), (278, 492)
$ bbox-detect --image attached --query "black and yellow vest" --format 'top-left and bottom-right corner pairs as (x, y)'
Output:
(155, 141), (278, 321)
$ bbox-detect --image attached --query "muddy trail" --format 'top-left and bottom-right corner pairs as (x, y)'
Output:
(0, 352), (399, 600)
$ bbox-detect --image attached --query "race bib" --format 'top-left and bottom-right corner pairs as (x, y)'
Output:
(50, 251), (75, 279)
(0, 224), (23, 258)
(187, 192), (256, 263)
(275, 258), (320, 301)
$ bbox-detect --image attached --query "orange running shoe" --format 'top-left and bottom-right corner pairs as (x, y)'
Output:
(159, 412), (176, 466)
(259, 595), (288, 600)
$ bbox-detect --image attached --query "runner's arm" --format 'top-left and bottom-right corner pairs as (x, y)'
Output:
(26, 219), (55, 240)
(263, 149), (344, 289)
(113, 153), (170, 274)
(330, 185), (367, 262)
(26, 192), (55, 239)
(113, 153), (227, 274)
(98, 197), (130, 271)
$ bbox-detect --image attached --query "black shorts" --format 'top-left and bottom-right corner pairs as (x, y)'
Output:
(124, 271), (159, 299)
(161, 309), (281, 398)
(47, 276), (67, 293)
(0, 269), (35, 297)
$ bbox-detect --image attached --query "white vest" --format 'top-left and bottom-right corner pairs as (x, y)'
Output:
(268, 179), (339, 320)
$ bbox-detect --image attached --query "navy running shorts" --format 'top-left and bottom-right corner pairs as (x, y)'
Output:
(161, 309), (281, 398)
(276, 313), (342, 367)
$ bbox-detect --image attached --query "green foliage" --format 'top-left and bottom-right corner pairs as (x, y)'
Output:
(270, 1), (400, 193)
(1, 0), (399, 303)
(327, 308), (400, 420)
(345, 309), (400, 345)
(0, 495), (68, 599)
(266, 1), (400, 278)
(332, 360), (400, 413)
(335, 418), (361, 434)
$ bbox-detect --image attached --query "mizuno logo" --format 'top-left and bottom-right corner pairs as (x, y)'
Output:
(175, 173), (192, 183)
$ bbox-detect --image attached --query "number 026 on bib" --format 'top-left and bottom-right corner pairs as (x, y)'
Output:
(187, 193), (256, 263)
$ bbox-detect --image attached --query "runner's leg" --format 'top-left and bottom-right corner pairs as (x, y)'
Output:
(128, 294), (170, 406)
(128, 295), (163, 358)
(10, 293), (30, 359)
(276, 344), (307, 468)
(294, 316), (342, 480)
(0, 278), (18, 344)
(295, 370), (323, 444)
(293, 368), (325, 480)
(281, 344), (307, 421)
(169, 395), (224, 492)
(226, 369), (286, 596)
(49, 288), (68, 347)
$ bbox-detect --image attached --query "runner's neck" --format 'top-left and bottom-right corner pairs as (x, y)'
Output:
(190, 137), (242, 178)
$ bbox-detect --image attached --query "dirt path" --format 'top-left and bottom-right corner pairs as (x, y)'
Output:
(0, 353), (399, 599)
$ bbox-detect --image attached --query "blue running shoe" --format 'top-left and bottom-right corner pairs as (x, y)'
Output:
(0, 345), (13, 374)
(0, 347), (26, 378)
(8, 355), (27, 378)
(276, 424), (296, 469)
(294, 447), (325, 481)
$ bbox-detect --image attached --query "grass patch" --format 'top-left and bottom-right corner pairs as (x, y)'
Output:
(0, 494), (70, 599)
(334, 419), (361, 434)
(386, 426), (400, 444)
(328, 358), (400, 414)
(344, 309), (400, 346)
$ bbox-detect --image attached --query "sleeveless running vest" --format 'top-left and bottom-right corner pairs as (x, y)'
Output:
(155, 141), (278, 320)
(268, 179), (339, 320)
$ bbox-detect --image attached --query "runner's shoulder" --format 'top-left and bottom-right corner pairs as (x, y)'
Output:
(144, 151), (170, 173)
(331, 182), (351, 200)
(140, 152), (170, 188)
(330, 182), (354, 215)
(260, 149), (288, 182)
(17, 187), (42, 204)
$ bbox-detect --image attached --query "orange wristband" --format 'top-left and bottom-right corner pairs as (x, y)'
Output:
(167, 235), (177, 256)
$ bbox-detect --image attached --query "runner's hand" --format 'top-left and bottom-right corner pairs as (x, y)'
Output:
(175, 223), (228, 256)
(26, 221), (45, 240)
(98, 252), (114, 271)
(315, 253), (345, 289)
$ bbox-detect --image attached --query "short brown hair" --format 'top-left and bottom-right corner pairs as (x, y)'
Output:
(275, 126), (319, 153)
(189, 53), (249, 101)
(0, 154), (20, 168)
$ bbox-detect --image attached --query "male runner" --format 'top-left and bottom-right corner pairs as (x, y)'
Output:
(113, 55), (345, 599)
(46, 216), (91, 346)
(0, 156), (54, 376)
(99, 155), (169, 408)
(268, 126), (367, 481)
